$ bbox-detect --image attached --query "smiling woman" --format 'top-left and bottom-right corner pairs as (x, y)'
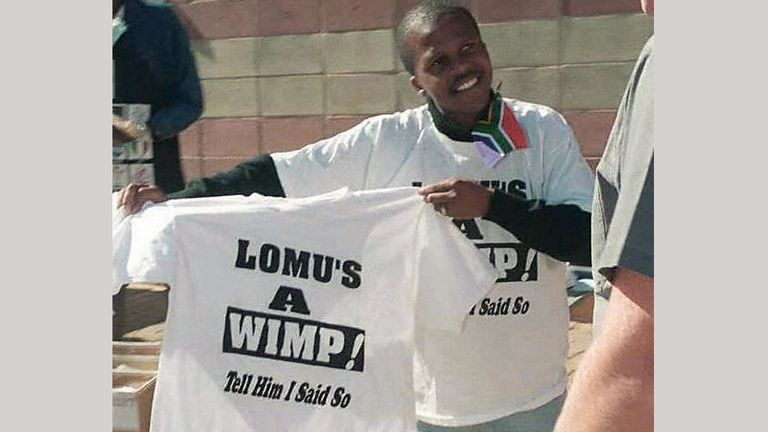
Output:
(403, 10), (493, 129)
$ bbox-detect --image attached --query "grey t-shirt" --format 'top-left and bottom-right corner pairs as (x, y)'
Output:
(592, 36), (654, 300)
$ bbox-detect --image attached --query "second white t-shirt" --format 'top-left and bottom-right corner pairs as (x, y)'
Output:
(113, 187), (497, 432)
(272, 100), (595, 425)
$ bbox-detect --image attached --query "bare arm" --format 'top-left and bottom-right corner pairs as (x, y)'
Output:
(554, 267), (653, 432)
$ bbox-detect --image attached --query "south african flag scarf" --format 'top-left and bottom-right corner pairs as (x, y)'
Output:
(471, 91), (528, 167)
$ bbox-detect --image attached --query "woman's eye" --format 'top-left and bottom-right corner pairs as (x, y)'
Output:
(430, 58), (444, 71)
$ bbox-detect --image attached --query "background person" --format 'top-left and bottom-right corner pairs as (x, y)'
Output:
(554, 1), (654, 431)
(112, 0), (203, 193)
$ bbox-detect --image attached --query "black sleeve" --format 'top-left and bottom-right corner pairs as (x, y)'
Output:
(145, 9), (203, 140)
(482, 189), (591, 266)
(166, 154), (286, 199)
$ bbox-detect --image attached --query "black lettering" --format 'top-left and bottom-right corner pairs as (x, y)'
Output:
(331, 387), (352, 408)
(512, 297), (522, 314)
(268, 285), (311, 315)
(453, 219), (484, 240)
(478, 298), (489, 315)
(511, 296), (530, 315)
(312, 254), (334, 283)
(514, 296), (529, 314)
(488, 300), (498, 315)
(295, 382), (309, 401)
(223, 306), (366, 372)
(241, 374), (253, 394)
(282, 248), (310, 279)
(284, 381), (296, 401)
(508, 180), (527, 199)
(224, 370), (237, 391)
(341, 260), (362, 289)
(235, 239), (256, 269)
(252, 375), (271, 397)
(315, 385), (331, 405)
(499, 297), (511, 314)
(259, 243), (281, 273)
(477, 243), (538, 283)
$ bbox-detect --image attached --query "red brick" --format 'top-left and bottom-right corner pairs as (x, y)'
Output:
(172, 4), (203, 39)
(201, 118), (261, 157)
(174, 0), (258, 40)
(258, 0), (321, 36)
(476, 0), (562, 22)
(324, 0), (396, 32)
(180, 157), (202, 181)
(202, 157), (250, 177)
(325, 116), (368, 138)
(396, 0), (478, 22)
(564, 0), (642, 16)
(563, 110), (616, 158)
(178, 120), (202, 157)
(261, 117), (325, 153)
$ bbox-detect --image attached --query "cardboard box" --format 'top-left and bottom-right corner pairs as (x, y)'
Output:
(113, 341), (162, 357)
(113, 284), (169, 341)
(113, 354), (160, 373)
(113, 372), (156, 432)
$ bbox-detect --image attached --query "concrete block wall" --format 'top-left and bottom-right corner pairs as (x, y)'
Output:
(170, 0), (653, 180)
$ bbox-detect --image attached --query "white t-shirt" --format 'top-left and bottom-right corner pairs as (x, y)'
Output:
(113, 187), (497, 432)
(272, 100), (595, 425)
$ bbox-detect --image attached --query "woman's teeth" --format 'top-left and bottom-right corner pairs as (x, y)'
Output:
(456, 76), (479, 92)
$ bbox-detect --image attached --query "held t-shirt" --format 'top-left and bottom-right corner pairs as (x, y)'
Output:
(112, 187), (497, 432)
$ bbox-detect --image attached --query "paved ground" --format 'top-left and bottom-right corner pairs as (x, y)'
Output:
(567, 321), (593, 387)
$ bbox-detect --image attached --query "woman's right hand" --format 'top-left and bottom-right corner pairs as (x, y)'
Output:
(117, 183), (167, 214)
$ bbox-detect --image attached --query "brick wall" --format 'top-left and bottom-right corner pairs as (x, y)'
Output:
(169, 0), (653, 180)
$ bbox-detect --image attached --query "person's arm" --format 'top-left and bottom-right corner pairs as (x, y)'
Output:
(486, 107), (595, 265)
(118, 113), (397, 213)
(553, 267), (653, 432)
(167, 154), (285, 199)
(118, 154), (284, 213)
(145, 10), (203, 141)
(418, 179), (591, 265)
(483, 190), (591, 265)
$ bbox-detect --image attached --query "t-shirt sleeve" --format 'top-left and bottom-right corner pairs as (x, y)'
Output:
(541, 111), (595, 211)
(271, 114), (418, 197)
(413, 205), (498, 333)
(271, 120), (376, 197)
(112, 208), (179, 293)
(595, 48), (654, 281)
(597, 156), (654, 279)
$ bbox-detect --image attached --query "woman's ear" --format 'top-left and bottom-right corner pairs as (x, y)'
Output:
(410, 76), (427, 98)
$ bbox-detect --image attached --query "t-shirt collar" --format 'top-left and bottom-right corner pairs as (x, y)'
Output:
(427, 90), (496, 142)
